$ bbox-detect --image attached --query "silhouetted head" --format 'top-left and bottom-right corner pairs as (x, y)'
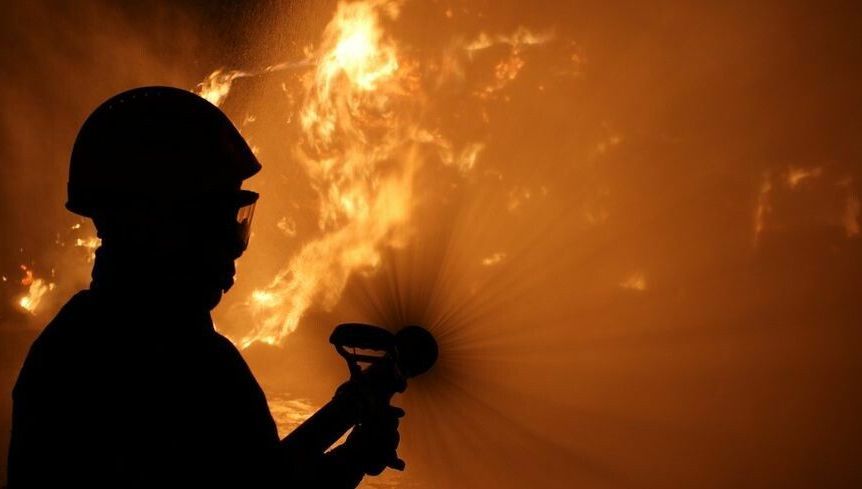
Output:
(68, 86), (260, 310)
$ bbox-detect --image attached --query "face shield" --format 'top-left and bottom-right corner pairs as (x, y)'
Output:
(234, 190), (259, 251)
(132, 189), (259, 255)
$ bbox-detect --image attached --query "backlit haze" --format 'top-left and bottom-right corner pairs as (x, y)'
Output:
(1, 1), (861, 488)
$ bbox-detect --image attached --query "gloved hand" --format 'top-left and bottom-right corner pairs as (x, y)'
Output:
(342, 404), (405, 475)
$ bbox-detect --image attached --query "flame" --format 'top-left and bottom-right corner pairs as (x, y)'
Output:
(481, 252), (506, 266)
(196, 69), (251, 106)
(187, 1), (560, 348)
(786, 166), (822, 188)
(465, 27), (554, 99)
(241, 0), (419, 347)
(196, 61), (313, 108)
(19, 264), (33, 286)
(753, 174), (772, 246)
(16, 265), (55, 314)
(75, 236), (101, 262)
(464, 27), (554, 54)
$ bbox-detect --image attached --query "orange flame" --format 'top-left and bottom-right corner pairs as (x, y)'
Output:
(753, 174), (772, 246)
(196, 69), (251, 106)
(75, 236), (101, 262)
(16, 265), (55, 315)
(242, 0), (419, 347)
(785, 166), (822, 189)
(191, 1), (557, 347)
(196, 61), (313, 108)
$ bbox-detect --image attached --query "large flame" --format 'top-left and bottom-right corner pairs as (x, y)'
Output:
(241, 0), (419, 347)
(190, 0), (556, 348)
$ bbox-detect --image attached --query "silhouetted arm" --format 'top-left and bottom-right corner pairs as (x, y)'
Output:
(277, 380), (404, 488)
(275, 439), (364, 488)
(278, 405), (366, 488)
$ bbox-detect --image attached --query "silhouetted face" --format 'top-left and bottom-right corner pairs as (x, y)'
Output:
(94, 189), (257, 311)
(170, 190), (258, 310)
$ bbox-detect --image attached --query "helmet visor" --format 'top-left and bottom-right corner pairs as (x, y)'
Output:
(235, 190), (258, 250)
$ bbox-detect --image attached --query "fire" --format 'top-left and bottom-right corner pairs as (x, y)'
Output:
(481, 252), (506, 266)
(16, 265), (55, 315)
(196, 61), (313, 108)
(753, 174), (772, 246)
(321, 0), (399, 92)
(196, 69), (251, 106)
(464, 27), (554, 54)
(785, 166), (822, 188)
(465, 27), (554, 99)
(242, 0), (418, 347)
(187, 1), (561, 348)
(20, 264), (33, 286)
(75, 236), (101, 262)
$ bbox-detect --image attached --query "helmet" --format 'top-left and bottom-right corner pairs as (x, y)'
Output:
(67, 86), (261, 218)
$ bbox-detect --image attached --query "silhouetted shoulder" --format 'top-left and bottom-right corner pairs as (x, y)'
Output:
(13, 291), (93, 393)
(205, 330), (278, 432)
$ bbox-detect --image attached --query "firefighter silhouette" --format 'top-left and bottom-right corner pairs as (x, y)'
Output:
(8, 87), (400, 488)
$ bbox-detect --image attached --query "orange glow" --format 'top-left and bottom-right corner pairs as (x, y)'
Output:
(785, 166), (822, 188)
(74, 236), (101, 262)
(753, 174), (772, 246)
(4, 2), (862, 489)
(481, 252), (506, 267)
(845, 195), (860, 237)
(16, 265), (55, 315)
(619, 272), (647, 291)
(196, 69), (251, 106)
(237, 0), (424, 348)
